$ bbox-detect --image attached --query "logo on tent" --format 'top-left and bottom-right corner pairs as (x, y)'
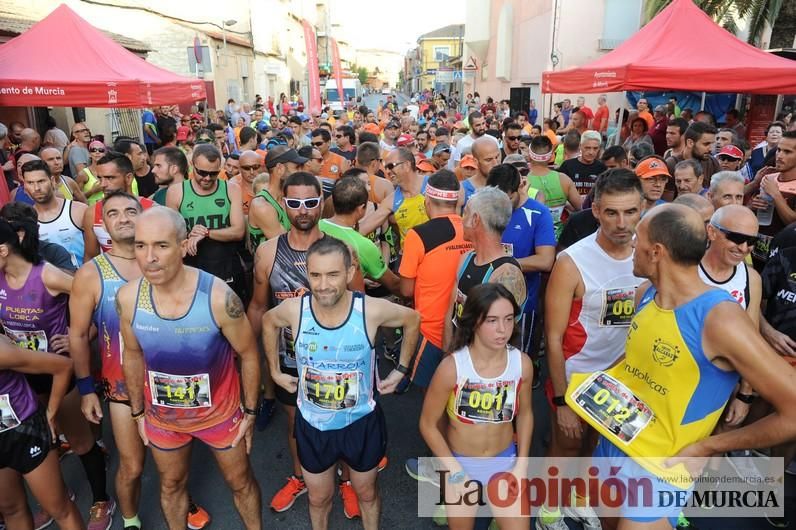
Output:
(107, 89), (118, 105)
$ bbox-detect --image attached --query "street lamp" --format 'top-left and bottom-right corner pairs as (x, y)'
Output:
(222, 19), (237, 49)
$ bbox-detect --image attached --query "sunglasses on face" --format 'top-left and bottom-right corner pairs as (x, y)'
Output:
(74, 128), (90, 135)
(506, 135), (521, 141)
(194, 168), (221, 178)
(284, 197), (322, 209)
(335, 134), (343, 138)
(718, 156), (740, 162)
(710, 222), (758, 246)
(240, 165), (261, 171)
(195, 137), (213, 144)
(311, 141), (325, 147)
(385, 161), (407, 171)
(89, 148), (106, 153)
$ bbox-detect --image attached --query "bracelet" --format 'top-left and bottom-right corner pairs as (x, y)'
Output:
(735, 392), (756, 404)
(395, 364), (409, 375)
(131, 408), (145, 420)
(243, 405), (258, 416)
(553, 396), (567, 407)
(76, 376), (96, 396)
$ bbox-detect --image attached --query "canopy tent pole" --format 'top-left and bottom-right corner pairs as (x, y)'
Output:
(700, 91), (706, 111)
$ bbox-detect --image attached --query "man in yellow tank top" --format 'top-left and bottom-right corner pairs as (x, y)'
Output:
(566, 204), (796, 528)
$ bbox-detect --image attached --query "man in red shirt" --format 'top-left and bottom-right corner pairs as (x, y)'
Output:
(575, 96), (594, 128)
(592, 94), (610, 135)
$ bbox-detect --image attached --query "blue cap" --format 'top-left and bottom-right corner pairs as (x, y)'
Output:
(299, 114), (310, 122)
(256, 121), (270, 133)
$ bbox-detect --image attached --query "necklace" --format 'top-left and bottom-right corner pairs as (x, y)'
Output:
(106, 253), (135, 260)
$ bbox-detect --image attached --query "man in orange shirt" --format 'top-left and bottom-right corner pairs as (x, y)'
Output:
(310, 129), (349, 180)
(234, 150), (262, 215)
(398, 169), (473, 390)
(637, 97), (655, 130)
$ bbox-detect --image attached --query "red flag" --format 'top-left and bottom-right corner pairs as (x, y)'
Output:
(330, 37), (345, 108)
(302, 19), (321, 114)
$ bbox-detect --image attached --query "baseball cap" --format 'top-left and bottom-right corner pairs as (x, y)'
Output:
(416, 159), (436, 173)
(718, 145), (744, 159)
(432, 142), (452, 155)
(363, 123), (381, 135)
(299, 114), (311, 123)
(635, 157), (671, 179)
(176, 126), (190, 142)
(460, 155), (477, 169)
(256, 121), (270, 133)
(190, 113), (202, 121)
(265, 146), (308, 169)
(397, 134), (415, 147)
(385, 120), (400, 130)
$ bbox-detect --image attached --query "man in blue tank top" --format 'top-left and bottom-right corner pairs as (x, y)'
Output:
(117, 207), (262, 530)
(263, 237), (420, 530)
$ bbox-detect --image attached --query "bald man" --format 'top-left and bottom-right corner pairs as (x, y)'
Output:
(40, 147), (87, 203)
(564, 204), (796, 528)
(673, 192), (714, 225)
(235, 150), (262, 216)
(463, 136), (501, 205)
(18, 128), (41, 153)
(67, 122), (92, 177)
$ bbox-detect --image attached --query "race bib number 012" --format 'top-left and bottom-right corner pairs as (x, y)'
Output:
(302, 367), (359, 410)
(149, 371), (211, 409)
(454, 379), (517, 423)
(600, 287), (635, 327)
(570, 371), (653, 444)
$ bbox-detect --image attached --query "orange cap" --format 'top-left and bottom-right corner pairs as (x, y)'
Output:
(635, 157), (670, 179)
(363, 123), (381, 135)
(460, 154), (477, 169)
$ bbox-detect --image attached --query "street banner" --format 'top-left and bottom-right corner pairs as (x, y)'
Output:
(331, 37), (345, 107)
(302, 18), (321, 114)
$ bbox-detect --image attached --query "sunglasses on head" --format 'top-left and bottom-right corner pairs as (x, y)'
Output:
(284, 197), (322, 209)
(194, 168), (221, 178)
(710, 222), (758, 246)
(89, 147), (105, 153)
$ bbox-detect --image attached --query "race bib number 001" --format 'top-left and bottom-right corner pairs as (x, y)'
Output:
(3, 327), (48, 352)
(454, 379), (516, 423)
(149, 371), (211, 409)
(302, 367), (359, 410)
(571, 371), (653, 444)
(600, 288), (635, 327)
(0, 393), (21, 433)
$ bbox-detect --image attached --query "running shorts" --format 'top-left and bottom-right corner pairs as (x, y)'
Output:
(0, 407), (51, 474)
(145, 407), (244, 451)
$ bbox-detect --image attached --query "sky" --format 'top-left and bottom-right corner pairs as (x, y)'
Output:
(334, 0), (465, 53)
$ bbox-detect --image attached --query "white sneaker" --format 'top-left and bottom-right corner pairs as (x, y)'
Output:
(562, 504), (602, 529)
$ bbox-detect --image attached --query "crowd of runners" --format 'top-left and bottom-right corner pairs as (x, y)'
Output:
(0, 91), (796, 530)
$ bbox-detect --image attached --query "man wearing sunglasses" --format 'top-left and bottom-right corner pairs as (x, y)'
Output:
(247, 146), (307, 252)
(233, 150), (262, 216)
(500, 121), (524, 160)
(67, 122), (92, 177)
(166, 143), (247, 303)
(331, 125), (357, 162)
(310, 129), (349, 180)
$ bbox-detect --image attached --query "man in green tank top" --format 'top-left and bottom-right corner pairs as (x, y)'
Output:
(247, 146), (307, 252)
(165, 144), (248, 302)
(526, 135), (583, 239)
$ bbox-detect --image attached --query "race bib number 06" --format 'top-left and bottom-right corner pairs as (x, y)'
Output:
(149, 371), (211, 409)
(302, 367), (359, 410)
(600, 288), (635, 327)
(570, 371), (653, 444)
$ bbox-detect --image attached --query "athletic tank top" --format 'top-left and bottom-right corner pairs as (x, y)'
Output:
(392, 176), (430, 246)
(247, 189), (290, 251)
(180, 179), (234, 263)
(81, 168), (104, 205)
(94, 197), (155, 253)
(559, 232), (642, 380)
(294, 292), (376, 431)
(91, 254), (128, 401)
(461, 179), (478, 206)
(0, 369), (38, 429)
(0, 263), (68, 354)
(567, 287), (738, 486)
(132, 270), (240, 432)
(452, 251), (525, 328)
(446, 345), (522, 424)
(528, 171), (567, 239)
(38, 199), (83, 267)
(269, 234), (312, 368)
(698, 262), (750, 309)
(57, 176), (73, 200)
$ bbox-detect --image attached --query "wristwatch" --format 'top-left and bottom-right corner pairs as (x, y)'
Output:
(553, 396), (567, 407)
(395, 364), (410, 375)
(735, 392), (755, 404)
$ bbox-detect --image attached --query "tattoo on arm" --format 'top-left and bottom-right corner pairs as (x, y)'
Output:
(115, 294), (122, 318)
(492, 266), (527, 308)
(225, 289), (245, 319)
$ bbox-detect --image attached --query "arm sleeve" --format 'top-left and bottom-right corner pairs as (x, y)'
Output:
(398, 229), (424, 279)
(359, 238), (388, 280)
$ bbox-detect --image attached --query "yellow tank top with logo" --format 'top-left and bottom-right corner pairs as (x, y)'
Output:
(566, 286), (738, 486)
(392, 176), (430, 246)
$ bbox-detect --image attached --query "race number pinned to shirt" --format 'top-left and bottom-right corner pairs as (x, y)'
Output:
(3, 327), (48, 351)
(753, 233), (772, 262)
(0, 394), (20, 433)
(453, 289), (467, 328)
(600, 287), (636, 327)
(570, 371), (653, 444)
(149, 371), (212, 409)
(302, 367), (359, 410)
(454, 379), (517, 423)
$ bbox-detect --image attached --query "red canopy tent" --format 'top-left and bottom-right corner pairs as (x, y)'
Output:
(0, 4), (205, 107)
(542, 0), (796, 95)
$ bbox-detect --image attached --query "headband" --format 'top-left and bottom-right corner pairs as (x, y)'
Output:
(425, 185), (459, 201)
(529, 149), (553, 162)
